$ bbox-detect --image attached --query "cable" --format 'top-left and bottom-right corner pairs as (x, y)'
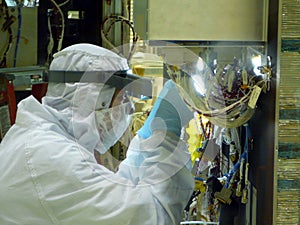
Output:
(58, 0), (70, 7)
(101, 15), (139, 62)
(13, 4), (22, 67)
(224, 124), (251, 188)
(46, 9), (54, 64)
(49, 0), (65, 52)
(0, 0), (14, 68)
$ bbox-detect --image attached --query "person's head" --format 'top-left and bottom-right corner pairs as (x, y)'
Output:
(43, 43), (134, 154)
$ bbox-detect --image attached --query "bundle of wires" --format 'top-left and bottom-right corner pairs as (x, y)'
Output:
(47, 0), (66, 64)
(166, 57), (271, 128)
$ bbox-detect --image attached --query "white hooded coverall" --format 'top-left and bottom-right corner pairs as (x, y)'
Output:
(0, 44), (194, 225)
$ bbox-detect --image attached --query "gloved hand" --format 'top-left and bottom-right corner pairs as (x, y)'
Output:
(137, 80), (193, 139)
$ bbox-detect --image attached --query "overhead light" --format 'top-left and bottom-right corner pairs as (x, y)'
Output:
(251, 54), (262, 76)
(5, 0), (39, 7)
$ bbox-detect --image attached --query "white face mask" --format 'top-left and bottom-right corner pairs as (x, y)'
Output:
(95, 96), (134, 154)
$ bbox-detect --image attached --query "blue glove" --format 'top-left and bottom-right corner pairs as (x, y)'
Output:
(137, 80), (193, 139)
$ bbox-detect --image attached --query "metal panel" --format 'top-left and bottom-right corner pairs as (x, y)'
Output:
(282, 0), (300, 38)
(133, 0), (148, 40)
(276, 51), (300, 225)
(134, 0), (268, 41)
(7, 7), (38, 67)
(275, 1), (300, 224)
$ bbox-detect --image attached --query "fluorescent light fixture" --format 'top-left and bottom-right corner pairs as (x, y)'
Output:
(68, 11), (85, 20)
(5, 0), (39, 7)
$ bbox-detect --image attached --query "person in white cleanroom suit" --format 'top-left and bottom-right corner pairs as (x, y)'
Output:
(0, 44), (194, 225)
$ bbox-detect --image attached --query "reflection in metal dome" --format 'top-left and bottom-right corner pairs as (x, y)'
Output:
(113, 41), (270, 128)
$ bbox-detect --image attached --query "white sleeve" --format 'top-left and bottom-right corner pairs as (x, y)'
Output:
(117, 131), (195, 224)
